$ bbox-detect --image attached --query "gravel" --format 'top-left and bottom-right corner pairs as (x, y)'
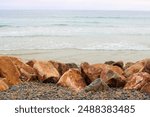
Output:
(0, 81), (150, 100)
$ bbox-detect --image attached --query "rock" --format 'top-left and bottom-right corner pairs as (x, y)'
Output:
(105, 61), (115, 65)
(124, 72), (150, 90)
(141, 82), (150, 95)
(83, 78), (109, 92)
(124, 59), (148, 77)
(80, 62), (102, 85)
(0, 79), (9, 91)
(66, 63), (78, 69)
(101, 69), (126, 87)
(57, 68), (87, 92)
(10, 57), (37, 81)
(49, 60), (69, 76)
(27, 60), (60, 83)
(105, 61), (124, 69)
(141, 59), (150, 74)
(112, 61), (124, 69)
(124, 62), (135, 70)
(0, 56), (21, 86)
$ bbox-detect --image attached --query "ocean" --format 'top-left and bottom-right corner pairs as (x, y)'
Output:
(0, 10), (150, 50)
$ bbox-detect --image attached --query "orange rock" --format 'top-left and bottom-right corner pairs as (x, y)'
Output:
(80, 62), (102, 84)
(141, 82), (150, 94)
(0, 78), (9, 91)
(124, 72), (150, 90)
(27, 60), (60, 83)
(124, 59), (149, 77)
(92, 64), (124, 75)
(0, 56), (21, 86)
(49, 60), (69, 76)
(90, 63), (126, 87)
(57, 68), (87, 92)
(10, 57), (37, 81)
(80, 62), (124, 85)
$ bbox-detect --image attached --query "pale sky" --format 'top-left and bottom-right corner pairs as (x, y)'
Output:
(0, 0), (150, 11)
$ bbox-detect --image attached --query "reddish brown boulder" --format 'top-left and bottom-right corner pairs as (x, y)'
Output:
(141, 82), (150, 94)
(0, 79), (9, 91)
(124, 72), (150, 90)
(80, 62), (102, 85)
(48, 60), (69, 76)
(124, 59), (149, 77)
(10, 57), (37, 81)
(27, 60), (60, 83)
(0, 56), (21, 86)
(57, 68), (87, 92)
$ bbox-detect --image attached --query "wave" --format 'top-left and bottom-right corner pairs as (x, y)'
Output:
(0, 42), (149, 51)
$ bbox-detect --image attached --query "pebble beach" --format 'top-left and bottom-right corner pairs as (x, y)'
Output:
(0, 81), (150, 100)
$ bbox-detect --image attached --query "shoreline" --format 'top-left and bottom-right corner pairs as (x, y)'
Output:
(0, 49), (149, 64)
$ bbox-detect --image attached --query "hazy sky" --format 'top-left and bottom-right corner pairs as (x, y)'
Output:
(0, 0), (150, 10)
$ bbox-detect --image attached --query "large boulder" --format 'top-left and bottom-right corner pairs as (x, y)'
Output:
(10, 57), (37, 81)
(27, 60), (60, 83)
(124, 59), (149, 77)
(83, 78), (109, 92)
(0, 79), (9, 91)
(57, 68), (87, 92)
(0, 56), (21, 86)
(124, 72), (150, 90)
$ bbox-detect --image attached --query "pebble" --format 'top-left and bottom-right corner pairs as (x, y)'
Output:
(0, 81), (150, 100)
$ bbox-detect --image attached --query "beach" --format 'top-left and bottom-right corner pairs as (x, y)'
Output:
(0, 49), (149, 64)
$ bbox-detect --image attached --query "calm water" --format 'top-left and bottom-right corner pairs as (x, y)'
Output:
(0, 10), (150, 50)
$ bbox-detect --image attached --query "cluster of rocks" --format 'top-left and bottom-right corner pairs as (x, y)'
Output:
(0, 56), (150, 96)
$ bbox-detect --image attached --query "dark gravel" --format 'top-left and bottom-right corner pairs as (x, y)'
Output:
(0, 81), (150, 100)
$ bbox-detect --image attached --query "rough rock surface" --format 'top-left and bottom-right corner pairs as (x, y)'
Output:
(27, 60), (60, 83)
(57, 68), (87, 92)
(124, 72), (150, 90)
(0, 56), (21, 86)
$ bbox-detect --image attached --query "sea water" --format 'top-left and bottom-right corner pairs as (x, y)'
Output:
(0, 10), (150, 50)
